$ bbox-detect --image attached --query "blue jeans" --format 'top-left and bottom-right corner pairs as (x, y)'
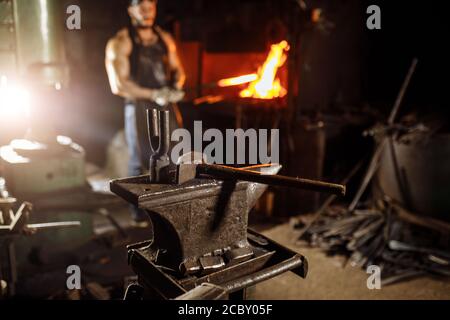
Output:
(125, 104), (144, 177)
(124, 104), (149, 221)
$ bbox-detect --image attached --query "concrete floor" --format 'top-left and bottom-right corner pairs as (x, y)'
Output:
(252, 223), (450, 300)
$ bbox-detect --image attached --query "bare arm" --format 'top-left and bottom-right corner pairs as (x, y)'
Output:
(105, 29), (154, 100)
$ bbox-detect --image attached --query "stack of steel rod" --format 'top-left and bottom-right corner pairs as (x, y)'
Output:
(293, 200), (450, 286)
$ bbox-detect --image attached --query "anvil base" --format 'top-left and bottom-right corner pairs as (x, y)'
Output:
(125, 229), (307, 300)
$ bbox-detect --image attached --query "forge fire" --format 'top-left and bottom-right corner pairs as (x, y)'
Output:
(219, 40), (290, 99)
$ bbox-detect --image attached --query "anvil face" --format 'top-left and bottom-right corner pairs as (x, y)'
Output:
(110, 166), (280, 272)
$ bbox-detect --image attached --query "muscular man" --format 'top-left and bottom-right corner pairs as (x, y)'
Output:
(105, 0), (185, 222)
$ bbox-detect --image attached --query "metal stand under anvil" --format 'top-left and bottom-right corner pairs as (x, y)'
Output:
(110, 166), (308, 300)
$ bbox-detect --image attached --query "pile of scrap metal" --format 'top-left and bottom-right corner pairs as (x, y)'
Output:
(293, 58), (450, 286)
(294, 199), (450, 286)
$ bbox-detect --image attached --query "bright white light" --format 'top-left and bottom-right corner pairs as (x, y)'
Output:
(0, 76), (31, 118)
(56, 135), (73, 145)
(0, 146), (30, 164)
(10, 139), (46, 151)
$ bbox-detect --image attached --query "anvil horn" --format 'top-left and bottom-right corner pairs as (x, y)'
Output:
(244, 164), (282, 211)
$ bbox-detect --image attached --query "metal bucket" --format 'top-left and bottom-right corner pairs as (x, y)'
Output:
(376, 133), (450, 222)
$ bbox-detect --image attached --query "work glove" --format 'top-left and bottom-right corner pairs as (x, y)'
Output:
(151, 87), (185, 106)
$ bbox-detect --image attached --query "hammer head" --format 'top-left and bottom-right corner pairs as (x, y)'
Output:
(146, 152), (206, 185)
(176, 163), (198, 184)
(175, 152), (208, 184)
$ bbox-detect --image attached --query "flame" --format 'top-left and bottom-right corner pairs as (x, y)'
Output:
(218, 41), (290, 100)
(241, 40), (289, 99)
(218, 74), (258, 87)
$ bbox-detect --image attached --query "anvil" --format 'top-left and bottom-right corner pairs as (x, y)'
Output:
(110, 165), (281, 274)
(109, 109), (346, 299)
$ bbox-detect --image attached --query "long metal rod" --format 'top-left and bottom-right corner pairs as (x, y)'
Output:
(197, 164), (346, 196)
(390, 201), (450, 234)
(222, 255), (306, 293)
(348, 141), (385, 211)
(388, 58), (419, 125)
(348, 58), (418, 211)
(26, 221), (80, 230)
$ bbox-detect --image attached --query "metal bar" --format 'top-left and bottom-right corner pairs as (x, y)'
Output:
(26, 221), (80, 229)
(381, 269), (425, 287)
(390, 201), (450, 234)
(348, 140), (385, 211)
(388, 240), (450, 260)
(197, 164), (346, 196)
(221, 255), (305, 293)
(348, 58), (418, 211)
(159, 110), (170, 156)
(388, 58), (419, 125)
(147, 109), (159, 141)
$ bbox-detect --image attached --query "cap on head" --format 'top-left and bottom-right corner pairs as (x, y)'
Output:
(129, 0), (157, 6)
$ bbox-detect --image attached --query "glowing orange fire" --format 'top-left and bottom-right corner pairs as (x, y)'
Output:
(218, 74), (258, 87)
(218, 40), (290, 99)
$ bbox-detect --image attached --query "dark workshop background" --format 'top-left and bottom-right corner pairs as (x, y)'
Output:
(51, 0), (449, 167)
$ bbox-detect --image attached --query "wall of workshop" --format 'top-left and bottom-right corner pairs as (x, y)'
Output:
(291, 0), (450, 214)
(296, 0), (450, 117)
(362, 0), (450, 118)
(296, 0), (366, 114)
